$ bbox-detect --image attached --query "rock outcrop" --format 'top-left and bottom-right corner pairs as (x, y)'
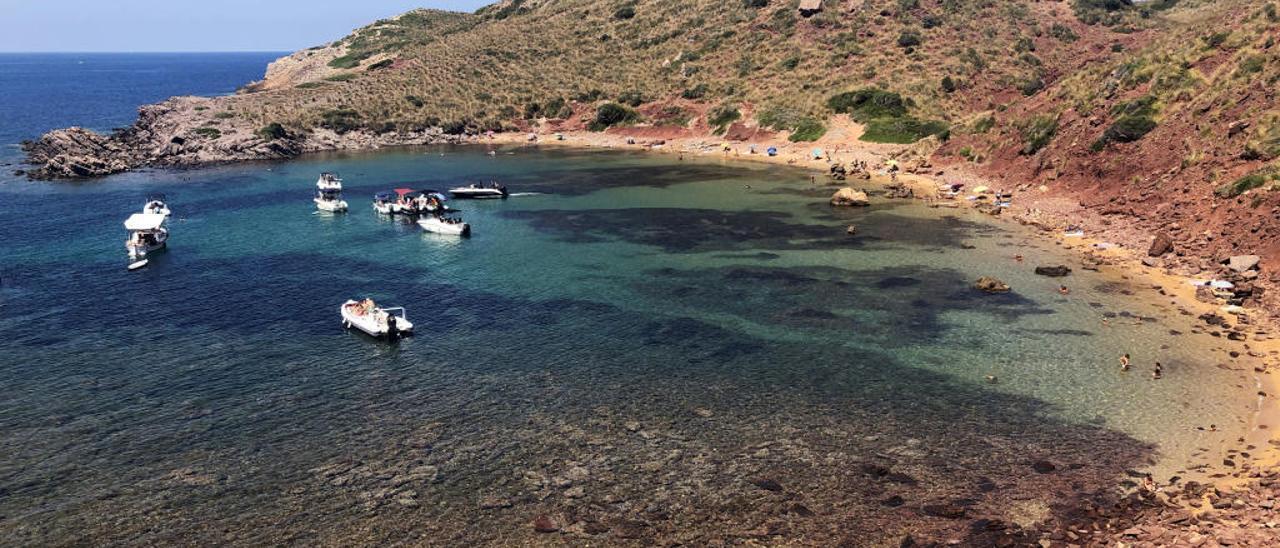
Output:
(830, 188), (870, 207)
(974, 277), (1010, 293)
(22, 97), (460, 180)
(22, 127), (137, 179)
(1034, 265), (1072, 277)
(1148, 233), (1174, 257)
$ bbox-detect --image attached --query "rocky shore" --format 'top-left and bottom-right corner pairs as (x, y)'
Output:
(21, 96), (461, 179)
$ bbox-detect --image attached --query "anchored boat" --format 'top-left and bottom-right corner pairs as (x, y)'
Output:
(314, 173), (349, 212)
(341, 299), (413, 338)
(418, 209), (471, 236)
(124, 212), (169, 258)
(143, 193), (171, 217)
(449, 181), (508, 200)
(373, 191), (401, 215)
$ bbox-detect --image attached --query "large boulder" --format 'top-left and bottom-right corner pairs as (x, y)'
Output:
(974, 277), (1010, 293)
(1148, 232), (1174, 257)
(830, 187), (870, 207)
(1228, 255), (1261, 273)
(1034, 265), (1072, 277)
(21, 127), (136, 179)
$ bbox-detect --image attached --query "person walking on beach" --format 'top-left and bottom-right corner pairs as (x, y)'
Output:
(1152, 362), (1163, 380)
(1120, 354), (1130, 371)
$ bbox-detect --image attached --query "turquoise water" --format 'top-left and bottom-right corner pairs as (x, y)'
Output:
(0, 146), (1262, 544)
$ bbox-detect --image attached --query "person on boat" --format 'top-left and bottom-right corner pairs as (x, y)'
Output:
(1120, 354), (1130, 371)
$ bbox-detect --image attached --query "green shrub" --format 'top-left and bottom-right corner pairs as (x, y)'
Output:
(1018, 115), (1058, 155)
(1244, 114), (1280, 160)
(366, 59), (394, 71)
(325, 73), (358, 82)
(617, 91), (646, 107)
(296, 82), (324, 90)
(788, 118), (827, 142)
(1093, 115), (1157, 150)
(328, 52), (370, 69)
(213, 111), (235, 119)
(1203, 31), (1229, 49)
(897, 31), (922, 48)
(1239, 55), (1266, 76)
(193, 127), (221, 139)
(405, 95), (425, 108)
(590, 103), (636, 131)
(861, 118), (948, 144)
(779, 56), (801, 70)
(1050, 23), (1079, 42)
(258, 123), (288, 140)
(941, 76), (957, 93)
(826, 88), (912, 121)
(614, 6), (636, 20)
(1215, 169), (1278, 198)
(743, 0), (769, 8)
(320, 108), (363, 134)
(708, 104), (741, 133)
(681, 84), (709, 100)
(971, 114), (995, 134)
(1020, 77), (1045, 96)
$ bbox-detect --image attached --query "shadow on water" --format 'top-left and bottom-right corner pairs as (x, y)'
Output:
(504, 207), (1003, 254)
(1, 252), (1152, 546)
(636, 264), (1055, 346)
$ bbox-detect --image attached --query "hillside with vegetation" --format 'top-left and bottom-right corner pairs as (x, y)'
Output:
(23, 0), (1280, 279)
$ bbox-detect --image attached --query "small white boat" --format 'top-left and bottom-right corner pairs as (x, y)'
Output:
(373, 191), (402, 215)
(341, 299), (413, 338)
(315, 172), (349, 212)
(125, 212), (169, 258)
(449, 182), (509, 200)
(143, 193), (171, 217)
(418, 210), (470, 236)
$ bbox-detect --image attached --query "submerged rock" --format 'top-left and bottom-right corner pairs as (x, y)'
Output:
(830, 187), (870, 207)
(974, 277), (1011, 293)
(1034, 265), (1072, 277)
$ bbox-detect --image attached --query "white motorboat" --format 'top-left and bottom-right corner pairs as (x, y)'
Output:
(315, 172), (349, 212)
(124, 212), (169, 258)
(143, 193), (171, 217)
(418, 210), (470, 236)
(341, 299), (414, 338)
(449, 182), (509, 199)
(373, 191), (402, 215)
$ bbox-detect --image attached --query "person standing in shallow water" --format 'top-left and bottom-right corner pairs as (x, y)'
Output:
(1120, 354), (1131, 371)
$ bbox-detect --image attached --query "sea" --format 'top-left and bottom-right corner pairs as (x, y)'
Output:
(0, 53), (1266, 545)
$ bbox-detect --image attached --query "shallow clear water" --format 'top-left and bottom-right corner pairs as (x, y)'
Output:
(0, 146), (1262, 544)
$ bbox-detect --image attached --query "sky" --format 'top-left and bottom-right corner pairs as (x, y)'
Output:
(0, 0), (494, 52)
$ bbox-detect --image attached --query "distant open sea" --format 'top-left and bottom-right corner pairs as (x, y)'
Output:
(0, 52), (283, 164)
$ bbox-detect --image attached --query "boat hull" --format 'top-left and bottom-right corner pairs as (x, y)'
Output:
(418, 218), (471, 236)
(449, 188), (507, 199)
(340, 301), (414, 338)
(315, 198), (349, 212)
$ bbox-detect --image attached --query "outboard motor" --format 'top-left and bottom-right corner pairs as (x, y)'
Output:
(386, 314), (399, 339)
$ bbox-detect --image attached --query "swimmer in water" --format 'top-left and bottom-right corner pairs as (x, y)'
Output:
(1059, 285), (1070, 295)
(1120, 354), (1131, 371)
(1152, 362), (1163, 380)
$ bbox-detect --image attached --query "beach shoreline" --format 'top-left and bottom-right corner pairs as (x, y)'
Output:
(485, 128), (1280, 494)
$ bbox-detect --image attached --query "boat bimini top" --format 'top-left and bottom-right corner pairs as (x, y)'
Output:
(124, 213), (167, 231)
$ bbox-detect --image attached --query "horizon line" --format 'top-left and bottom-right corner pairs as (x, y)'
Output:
(0, 50), (294, 55)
